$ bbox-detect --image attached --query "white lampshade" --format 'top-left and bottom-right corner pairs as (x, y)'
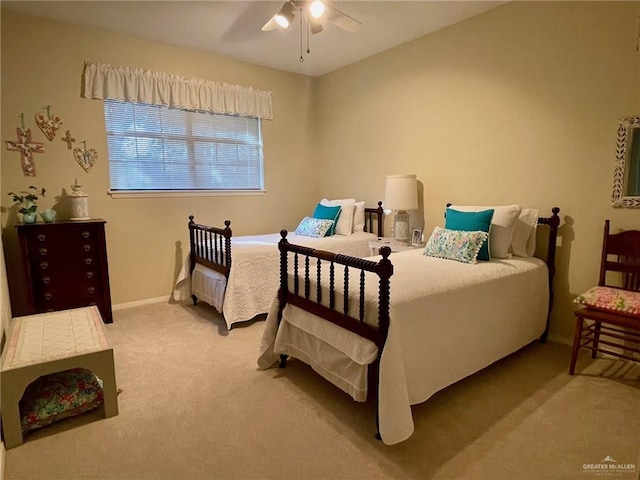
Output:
(384, 174), (418, 211)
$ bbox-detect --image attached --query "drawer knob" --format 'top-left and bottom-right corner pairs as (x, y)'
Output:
(39, 247), (48, 256)
(42, 276), (51, 284)
(44, 293), (53, 301)
(40, 261), (49, 270)
(82, 231), (91, 239)
(86, 271), (94, 279)
(83, 244), (91, 252)
(87, 287), (96, 294)
(37, 234), (46, 242)
(84, 258), (93, 265)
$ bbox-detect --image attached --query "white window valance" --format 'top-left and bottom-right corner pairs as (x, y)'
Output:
(82, 61), (273, 120)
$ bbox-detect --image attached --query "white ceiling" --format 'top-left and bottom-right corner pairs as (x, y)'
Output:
(2, 1), (505, 77)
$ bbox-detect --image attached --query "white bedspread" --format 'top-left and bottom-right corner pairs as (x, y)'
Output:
(257, 249), (548, 445)
(173, 231), (377, 329)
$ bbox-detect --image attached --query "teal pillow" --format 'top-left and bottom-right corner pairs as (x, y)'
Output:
(312, 203), (341, 236)
(444, 208), (494, 261)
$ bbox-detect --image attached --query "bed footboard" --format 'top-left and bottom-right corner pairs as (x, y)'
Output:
(277, 230), (393, 346)
(276, 230), (393, 437)
(188, 216), (232, 281)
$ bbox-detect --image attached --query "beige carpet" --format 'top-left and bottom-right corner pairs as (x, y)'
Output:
(5, 301), (640, 480)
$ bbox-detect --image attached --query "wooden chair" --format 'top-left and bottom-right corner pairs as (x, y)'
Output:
(569, 220), (640, 375)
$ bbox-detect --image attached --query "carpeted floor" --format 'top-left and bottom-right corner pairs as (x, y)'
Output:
(5, 301), (640, 480)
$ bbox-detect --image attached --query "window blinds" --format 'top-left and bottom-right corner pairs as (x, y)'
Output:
(104, 100), (263, 191)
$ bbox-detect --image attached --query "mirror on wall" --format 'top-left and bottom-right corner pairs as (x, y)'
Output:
(612, 115), (640, 208)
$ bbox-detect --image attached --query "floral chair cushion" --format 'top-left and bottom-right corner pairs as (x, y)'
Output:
(574, 286), (640, 317)
(20, 368), (104, 433)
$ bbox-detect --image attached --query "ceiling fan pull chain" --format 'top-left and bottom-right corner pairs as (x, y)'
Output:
(299, 8), (304, 62)
(306, 14), (311, 54)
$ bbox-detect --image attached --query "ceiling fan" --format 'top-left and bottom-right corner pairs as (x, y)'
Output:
(261, 1), (362, 36)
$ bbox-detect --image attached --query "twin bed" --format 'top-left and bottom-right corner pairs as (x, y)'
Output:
(257, 206), (561, 445)
(174, 201), (384, 329)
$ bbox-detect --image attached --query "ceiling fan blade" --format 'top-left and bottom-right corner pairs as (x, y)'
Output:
(327, 5), (362, 33)
(261, 14), (279, 32)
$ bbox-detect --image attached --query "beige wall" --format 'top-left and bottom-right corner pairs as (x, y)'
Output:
(2, 3), (639, 343)
(1, 10), (317, 313)
(312, 1), (640, 342)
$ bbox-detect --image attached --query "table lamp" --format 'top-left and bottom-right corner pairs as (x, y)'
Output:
(384, 174), (418, 243)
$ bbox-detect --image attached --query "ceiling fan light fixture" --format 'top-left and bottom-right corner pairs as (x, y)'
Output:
(275, 1), (295, 29)
(309, 17), (323, 35)
(309, 0), (326, 19)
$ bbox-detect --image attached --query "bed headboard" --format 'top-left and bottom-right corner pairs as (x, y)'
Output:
(188, 216), (232, 278)
(364, 201), (384, 237)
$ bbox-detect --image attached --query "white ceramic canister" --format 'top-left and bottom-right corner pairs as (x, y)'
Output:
(69, 182), (90, 220)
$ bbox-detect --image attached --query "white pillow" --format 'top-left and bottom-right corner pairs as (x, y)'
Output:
(320, 198), (356, 235)
(353, 201), (365, 233)
(511, 208), (539, 257)
(449, 204), (522, 258)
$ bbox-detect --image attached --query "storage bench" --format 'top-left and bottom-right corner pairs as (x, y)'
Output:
(1, 306), (118, 448)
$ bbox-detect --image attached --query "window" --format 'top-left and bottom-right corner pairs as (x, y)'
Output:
(103, 100), (264, 193)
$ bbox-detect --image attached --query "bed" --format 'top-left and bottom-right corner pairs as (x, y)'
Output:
(173, 200), (385, 330)
(258, 205), (561, 445)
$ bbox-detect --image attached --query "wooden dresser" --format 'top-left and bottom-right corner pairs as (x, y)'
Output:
(16, 219), (113, 323)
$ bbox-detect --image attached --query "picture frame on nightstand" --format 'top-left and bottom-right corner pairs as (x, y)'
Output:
(411, 229), (423, 247)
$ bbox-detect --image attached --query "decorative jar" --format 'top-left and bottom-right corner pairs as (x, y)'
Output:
(69, 182), (90, 221)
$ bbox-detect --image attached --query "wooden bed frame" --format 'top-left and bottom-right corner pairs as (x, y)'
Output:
(274, 206), (560, 437)
(187, 201), (385, 304)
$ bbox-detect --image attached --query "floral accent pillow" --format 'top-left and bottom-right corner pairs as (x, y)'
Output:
(20, 368), (104, 433)
(574, 286), (640, 317)
(295, 217), (335, 238)
(423, 226), (489, 264)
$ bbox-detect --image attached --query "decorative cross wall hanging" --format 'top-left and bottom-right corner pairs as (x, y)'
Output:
(35, 105), (63, 141)
(61, 129), (76, 149)
(5, 127), (45, 177)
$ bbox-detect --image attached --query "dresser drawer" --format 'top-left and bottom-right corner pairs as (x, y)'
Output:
(27, 228), (100, 253)
(33, 274), (101, 298)
(29, 254), (101, 275)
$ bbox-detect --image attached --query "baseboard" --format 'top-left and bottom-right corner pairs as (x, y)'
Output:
(112, 295), (170, 311)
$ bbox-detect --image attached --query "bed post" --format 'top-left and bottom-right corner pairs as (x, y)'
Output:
(278, 230), (290, 368)
(376, 201), (384, 237)
(188, 216), (196, 274)
(375, 245), (393, 440)
(223, 220), (232, 273)
(539, 207), (560, 343)
(376, 246), (393, 349)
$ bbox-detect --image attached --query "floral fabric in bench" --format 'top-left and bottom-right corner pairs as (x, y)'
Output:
(19, 368), (104, 433)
